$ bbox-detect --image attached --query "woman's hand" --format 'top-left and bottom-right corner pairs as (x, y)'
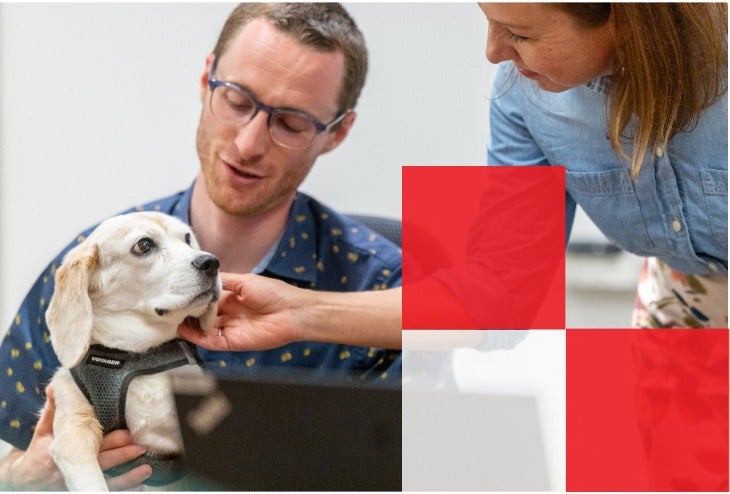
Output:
(179, 272), (402, 351)
(178, 273), (307, 351)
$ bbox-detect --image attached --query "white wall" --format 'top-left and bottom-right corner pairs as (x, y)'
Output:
(0, 3), (492, 325)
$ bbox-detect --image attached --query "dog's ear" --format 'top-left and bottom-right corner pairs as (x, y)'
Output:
(46, 242), (101, 368)
(197, 301), (218, 331)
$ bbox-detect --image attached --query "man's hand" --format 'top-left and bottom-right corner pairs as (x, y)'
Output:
(1, 387), (152, 490)
(3, 388), (64, 490)
(178, 273), (306, 351)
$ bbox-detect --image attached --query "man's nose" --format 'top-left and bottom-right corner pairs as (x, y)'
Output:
(233, 110), (271, 158)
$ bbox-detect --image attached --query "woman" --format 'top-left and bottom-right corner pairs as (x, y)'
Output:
(483, 3), (727, 328)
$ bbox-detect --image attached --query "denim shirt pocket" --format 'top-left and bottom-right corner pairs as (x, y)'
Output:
(566, 168), (654, 254)
(701, 168), (728, 248)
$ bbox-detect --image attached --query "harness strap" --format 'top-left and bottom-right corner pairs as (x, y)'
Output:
(70, 338), (200, 432)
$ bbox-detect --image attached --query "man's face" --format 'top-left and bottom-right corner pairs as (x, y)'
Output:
(196, 18), (352, 217)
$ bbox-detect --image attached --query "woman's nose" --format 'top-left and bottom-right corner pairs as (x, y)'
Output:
(485, 26), (514, 65)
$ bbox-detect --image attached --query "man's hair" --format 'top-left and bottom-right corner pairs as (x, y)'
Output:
(557, 3), (728, 178)
(213, 3), (367, 113)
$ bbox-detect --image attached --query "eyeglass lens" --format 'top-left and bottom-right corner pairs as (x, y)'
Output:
(211, 85), (318, 149)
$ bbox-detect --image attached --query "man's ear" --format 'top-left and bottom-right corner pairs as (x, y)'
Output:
(322, 110), (356, 154)
(200, 53), (215, 104)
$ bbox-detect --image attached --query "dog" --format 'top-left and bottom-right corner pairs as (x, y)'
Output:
(44, 211), (221, 491)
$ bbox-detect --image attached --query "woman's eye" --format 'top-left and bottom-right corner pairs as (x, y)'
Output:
(131, 237), (156, 256)
(506, 29), (529, 43)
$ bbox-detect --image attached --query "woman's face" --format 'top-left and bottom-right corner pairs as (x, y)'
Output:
(480, 3), (616, 92)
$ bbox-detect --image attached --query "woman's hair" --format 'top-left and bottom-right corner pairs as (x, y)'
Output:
(212, 3), (367, 113)
(556, 3), (728, 177)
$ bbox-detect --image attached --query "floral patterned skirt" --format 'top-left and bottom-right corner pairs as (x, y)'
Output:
(631, 257), (728, 328)
(630, 257), (728, 490)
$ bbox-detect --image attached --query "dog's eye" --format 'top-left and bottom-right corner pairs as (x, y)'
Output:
(131, 237), (156, 256)
(185, 233), (192, 246)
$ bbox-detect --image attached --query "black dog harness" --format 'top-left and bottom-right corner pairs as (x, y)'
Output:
(70, 339), (201, 485)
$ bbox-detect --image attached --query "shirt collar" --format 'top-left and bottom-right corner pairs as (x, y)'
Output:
(175, 183), (194, 224)
(177, 184), (317, 284)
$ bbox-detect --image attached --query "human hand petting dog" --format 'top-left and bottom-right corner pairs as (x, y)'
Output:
(1, 387), (151, 490)
(178, 273), (303, 352)
(178, 272), (402, 351)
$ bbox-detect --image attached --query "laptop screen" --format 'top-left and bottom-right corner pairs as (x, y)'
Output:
(173, 371), (401, 491)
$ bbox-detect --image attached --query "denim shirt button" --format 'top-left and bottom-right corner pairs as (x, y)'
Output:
(655, 146), (664, 157)
(708, 262), (719, 273)
(671, 219), (682, 232)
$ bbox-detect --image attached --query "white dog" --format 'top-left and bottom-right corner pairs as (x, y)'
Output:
(44, 212), (220, 491)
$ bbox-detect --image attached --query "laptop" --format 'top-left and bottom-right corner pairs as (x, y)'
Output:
(172, 370), (401, 491)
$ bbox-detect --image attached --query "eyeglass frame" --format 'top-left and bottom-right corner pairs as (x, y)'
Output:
(207, 61), (349, 148)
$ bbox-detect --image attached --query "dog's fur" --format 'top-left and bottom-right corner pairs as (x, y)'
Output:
(45, 212), (220, 491)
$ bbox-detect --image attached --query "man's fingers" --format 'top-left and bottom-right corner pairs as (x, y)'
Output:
(100, 429), (135, 451)
(98, 442), (148, 471)
(105, 464), (152, 491)
(220, 272), (247, 294)
(34, 389), (56, 436)
(98, 430), (147, 471)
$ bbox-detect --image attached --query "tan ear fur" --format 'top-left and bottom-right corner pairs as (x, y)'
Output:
(46, 242), (100, 368)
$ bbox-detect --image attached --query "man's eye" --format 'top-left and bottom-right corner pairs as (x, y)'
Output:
(131, 237), (156, 256)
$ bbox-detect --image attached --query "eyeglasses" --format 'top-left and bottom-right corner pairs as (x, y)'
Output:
(207, 64), (348, 150)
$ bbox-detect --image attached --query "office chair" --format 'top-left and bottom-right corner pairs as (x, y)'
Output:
(346, 214), (402, 248)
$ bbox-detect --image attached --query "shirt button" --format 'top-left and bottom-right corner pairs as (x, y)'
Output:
(655, 146), (664, 157)
(708, 262), (719, 273)
(672, 219), (682, 232)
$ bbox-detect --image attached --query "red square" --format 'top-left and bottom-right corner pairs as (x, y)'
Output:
(402, 166), (565, 329)
(567, 329), (729, 491)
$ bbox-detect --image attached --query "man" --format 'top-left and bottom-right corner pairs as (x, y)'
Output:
(0, 3), (401, 489)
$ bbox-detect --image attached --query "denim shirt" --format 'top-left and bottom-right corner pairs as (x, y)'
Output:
(0, 183), (402, 450)
(488, 62), (728, 276)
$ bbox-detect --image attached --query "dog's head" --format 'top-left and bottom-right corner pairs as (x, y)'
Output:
(46, 212), (221, 367)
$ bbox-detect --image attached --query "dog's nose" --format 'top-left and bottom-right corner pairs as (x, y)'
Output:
(192, 254), (220, 277)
